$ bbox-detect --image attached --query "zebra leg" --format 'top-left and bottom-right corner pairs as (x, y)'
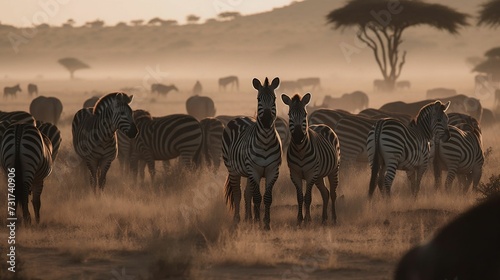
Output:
(413, 166), (426, 197)
(433, 157), (442, 190)
(315, 178), (330, 225)
(244, 178), (252, 221)
(469, 166), (483, 193)
(290, 171), (304, 225)
(263, 170), (279, 231)
(31, 180), (43, 224)
(249, 176), (262, 222)
(227, 173), (242, 223)
(383, 162), (398, 197)
(328, 171), (339, 224)
(20, 183), (31, 225)
(145, 159), (155, 185)
(98, 160), (113, 191)
(444, 165), (458, 192)
(87, 162), (98, 193)
(304, 181), (314, 224)
(406, 171), (417, 196)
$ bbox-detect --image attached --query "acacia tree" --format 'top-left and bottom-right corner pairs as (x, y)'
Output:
(478, 0), (500, 27)
(58, 57), (90, 79)
(326, 0), (469, 92)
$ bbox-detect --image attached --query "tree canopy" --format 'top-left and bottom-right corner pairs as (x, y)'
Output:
(485, 47), (500, 58)
(326, 0), (469, 91)
(478, 0), (500, 28)
(58, 57), (90, 79)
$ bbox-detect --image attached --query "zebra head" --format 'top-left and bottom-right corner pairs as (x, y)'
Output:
(95, 92), (138, 138)
(418, 100), (451, 142)
(281, 93), (311, 144)
(252, 77), (280, 129)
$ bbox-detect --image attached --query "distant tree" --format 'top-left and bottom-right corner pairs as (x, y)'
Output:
(217, 11), (241, 21)
(66, 19), (75, 27)
(131, 19), (144, 26)
(58, 57), (90, 79)
(115, 22), (128, 28)
(187, 14), (200, 24)
(86, 19), (104, 28)
(161, 19), (178, 27)
(478, 0), (500, 28)
(36, 23), (50, 29)
(474, 47), (500, 82)
(326, 0), (469, 92)
(205, 18), (218, 24)
(485, 47), (500, 58)
(148, 17), (164, 26)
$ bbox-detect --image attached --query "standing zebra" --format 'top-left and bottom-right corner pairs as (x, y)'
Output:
(1, 122), (54, 224)
(433, 122), (483, 192)
(129, 110), (203, 184)
(3, 84), (21, 99)
(72, 92), (138, 192)
(200, 117), (224, 170)
(282, 93), (340, 225)
(0, 110), (35, 123)
(36, 121), (62, 161)
(367, 101), (451, 198)
(222, 77), (282, 230)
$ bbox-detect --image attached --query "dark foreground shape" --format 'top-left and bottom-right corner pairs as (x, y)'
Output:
(394, 196), (500, 280)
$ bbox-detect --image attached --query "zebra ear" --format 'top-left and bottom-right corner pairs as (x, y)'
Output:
(252, 78), (262, 90)
(281, 94), (291, 105)
(302, 93), (311, 106)
(271, 77), (280, 90)
(442, 101), (451, 112)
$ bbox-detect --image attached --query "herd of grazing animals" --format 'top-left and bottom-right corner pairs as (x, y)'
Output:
(0, 76), (496, 278)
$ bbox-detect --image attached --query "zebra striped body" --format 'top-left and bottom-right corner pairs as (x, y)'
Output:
(282, 93), (340, 224)
(308, 108), (352, 127)
(222, 77), (282, 230)
(0, 111), (35, 124)
(358, 108), (412, 124)
(367, 101), (451, 197)
(129, 110), (202, 184)
(433, 124), (483, 192)
(200, 117), (224, 170)
(36, 121), (61, 161)
(72, 92), (137, 192)
(1, 122), (53, 224)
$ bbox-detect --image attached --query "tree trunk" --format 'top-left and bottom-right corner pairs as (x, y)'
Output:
(385, 77), (396, 92)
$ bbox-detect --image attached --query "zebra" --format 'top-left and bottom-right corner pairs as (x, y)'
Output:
(396, 80), (411, 90)
(308, 108), (353, 127)
(1, 122), (54, 224)
(72, 92), (138, 192)
(218, 76), (239, 91)
(3, 84), (21, 99)
(129, 110), (203, 184)
(30, 96), (63, 125)
(151, 83), (178, 96)
(0, 111), (35, 123)
(296, 77), (321, 91)
(358, 108), (412, 124)
(193, 80), (202, 95)
(35, 121), (62, 161)
(433, 122), (483, 192)
(200, 117), (224, 170)
(282, 93), (340, 225)
(28, 83), (38, 96)
(186, 95), (216, 120)
(367, 101), (451, 197)
(426, 88), (457, 99)
(83, 95), (101, 108)
(222, 77), (282, 230)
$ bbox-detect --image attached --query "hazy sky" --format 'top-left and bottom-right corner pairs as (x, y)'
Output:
(0, 0), (295, 27)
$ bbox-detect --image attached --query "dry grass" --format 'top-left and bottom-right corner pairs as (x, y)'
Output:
(0, 82), (498, 279)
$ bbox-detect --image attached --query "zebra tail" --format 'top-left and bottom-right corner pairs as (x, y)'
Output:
(369, 120), (384, 196)
(224, 175), (234, 209)
(13, 125), (26, 220)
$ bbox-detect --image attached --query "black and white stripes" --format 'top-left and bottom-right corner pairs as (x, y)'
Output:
(222, 77), (282, 230)
(282, 93), (340, 224)
(367, 101), (451, 197)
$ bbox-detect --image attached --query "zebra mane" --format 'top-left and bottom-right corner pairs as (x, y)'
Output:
(291, 94), (301, 102)
(93, 92), (130, 114)
(133, 109), (152, 122)
(264, 77), (269, 87)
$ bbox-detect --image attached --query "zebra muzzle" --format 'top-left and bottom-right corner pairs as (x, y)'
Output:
(261, 109), (273, 129)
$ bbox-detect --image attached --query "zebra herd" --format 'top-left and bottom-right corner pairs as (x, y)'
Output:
(0, 77), (487, 229)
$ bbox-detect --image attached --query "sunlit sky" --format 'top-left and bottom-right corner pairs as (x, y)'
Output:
(0, 0), (295, 27)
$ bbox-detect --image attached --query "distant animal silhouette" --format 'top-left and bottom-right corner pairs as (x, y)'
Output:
(396, 80), (411, 90)
(320, 91), (369, 113)
(280, 80), (302, 94)
(30, 96), (63, 125)
(151, 83), (178, 96)
(297, 77), (321, 90)
(193, 80), (202, 95)
(426, 88), (457, 99)
(395, 195), (500, 280)
(373, 79), (386, 92)
(83, 95), (101, 108)
(28, 83), (38, 96)
(380, 95), (483, 122)
(481, 108), (497, 127)
(218, 76), (239, 91)
(3, 84), (21, 99)
(186, 95), (216, 120)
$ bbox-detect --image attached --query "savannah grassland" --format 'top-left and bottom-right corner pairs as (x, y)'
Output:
(1, 0), (500, 279)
